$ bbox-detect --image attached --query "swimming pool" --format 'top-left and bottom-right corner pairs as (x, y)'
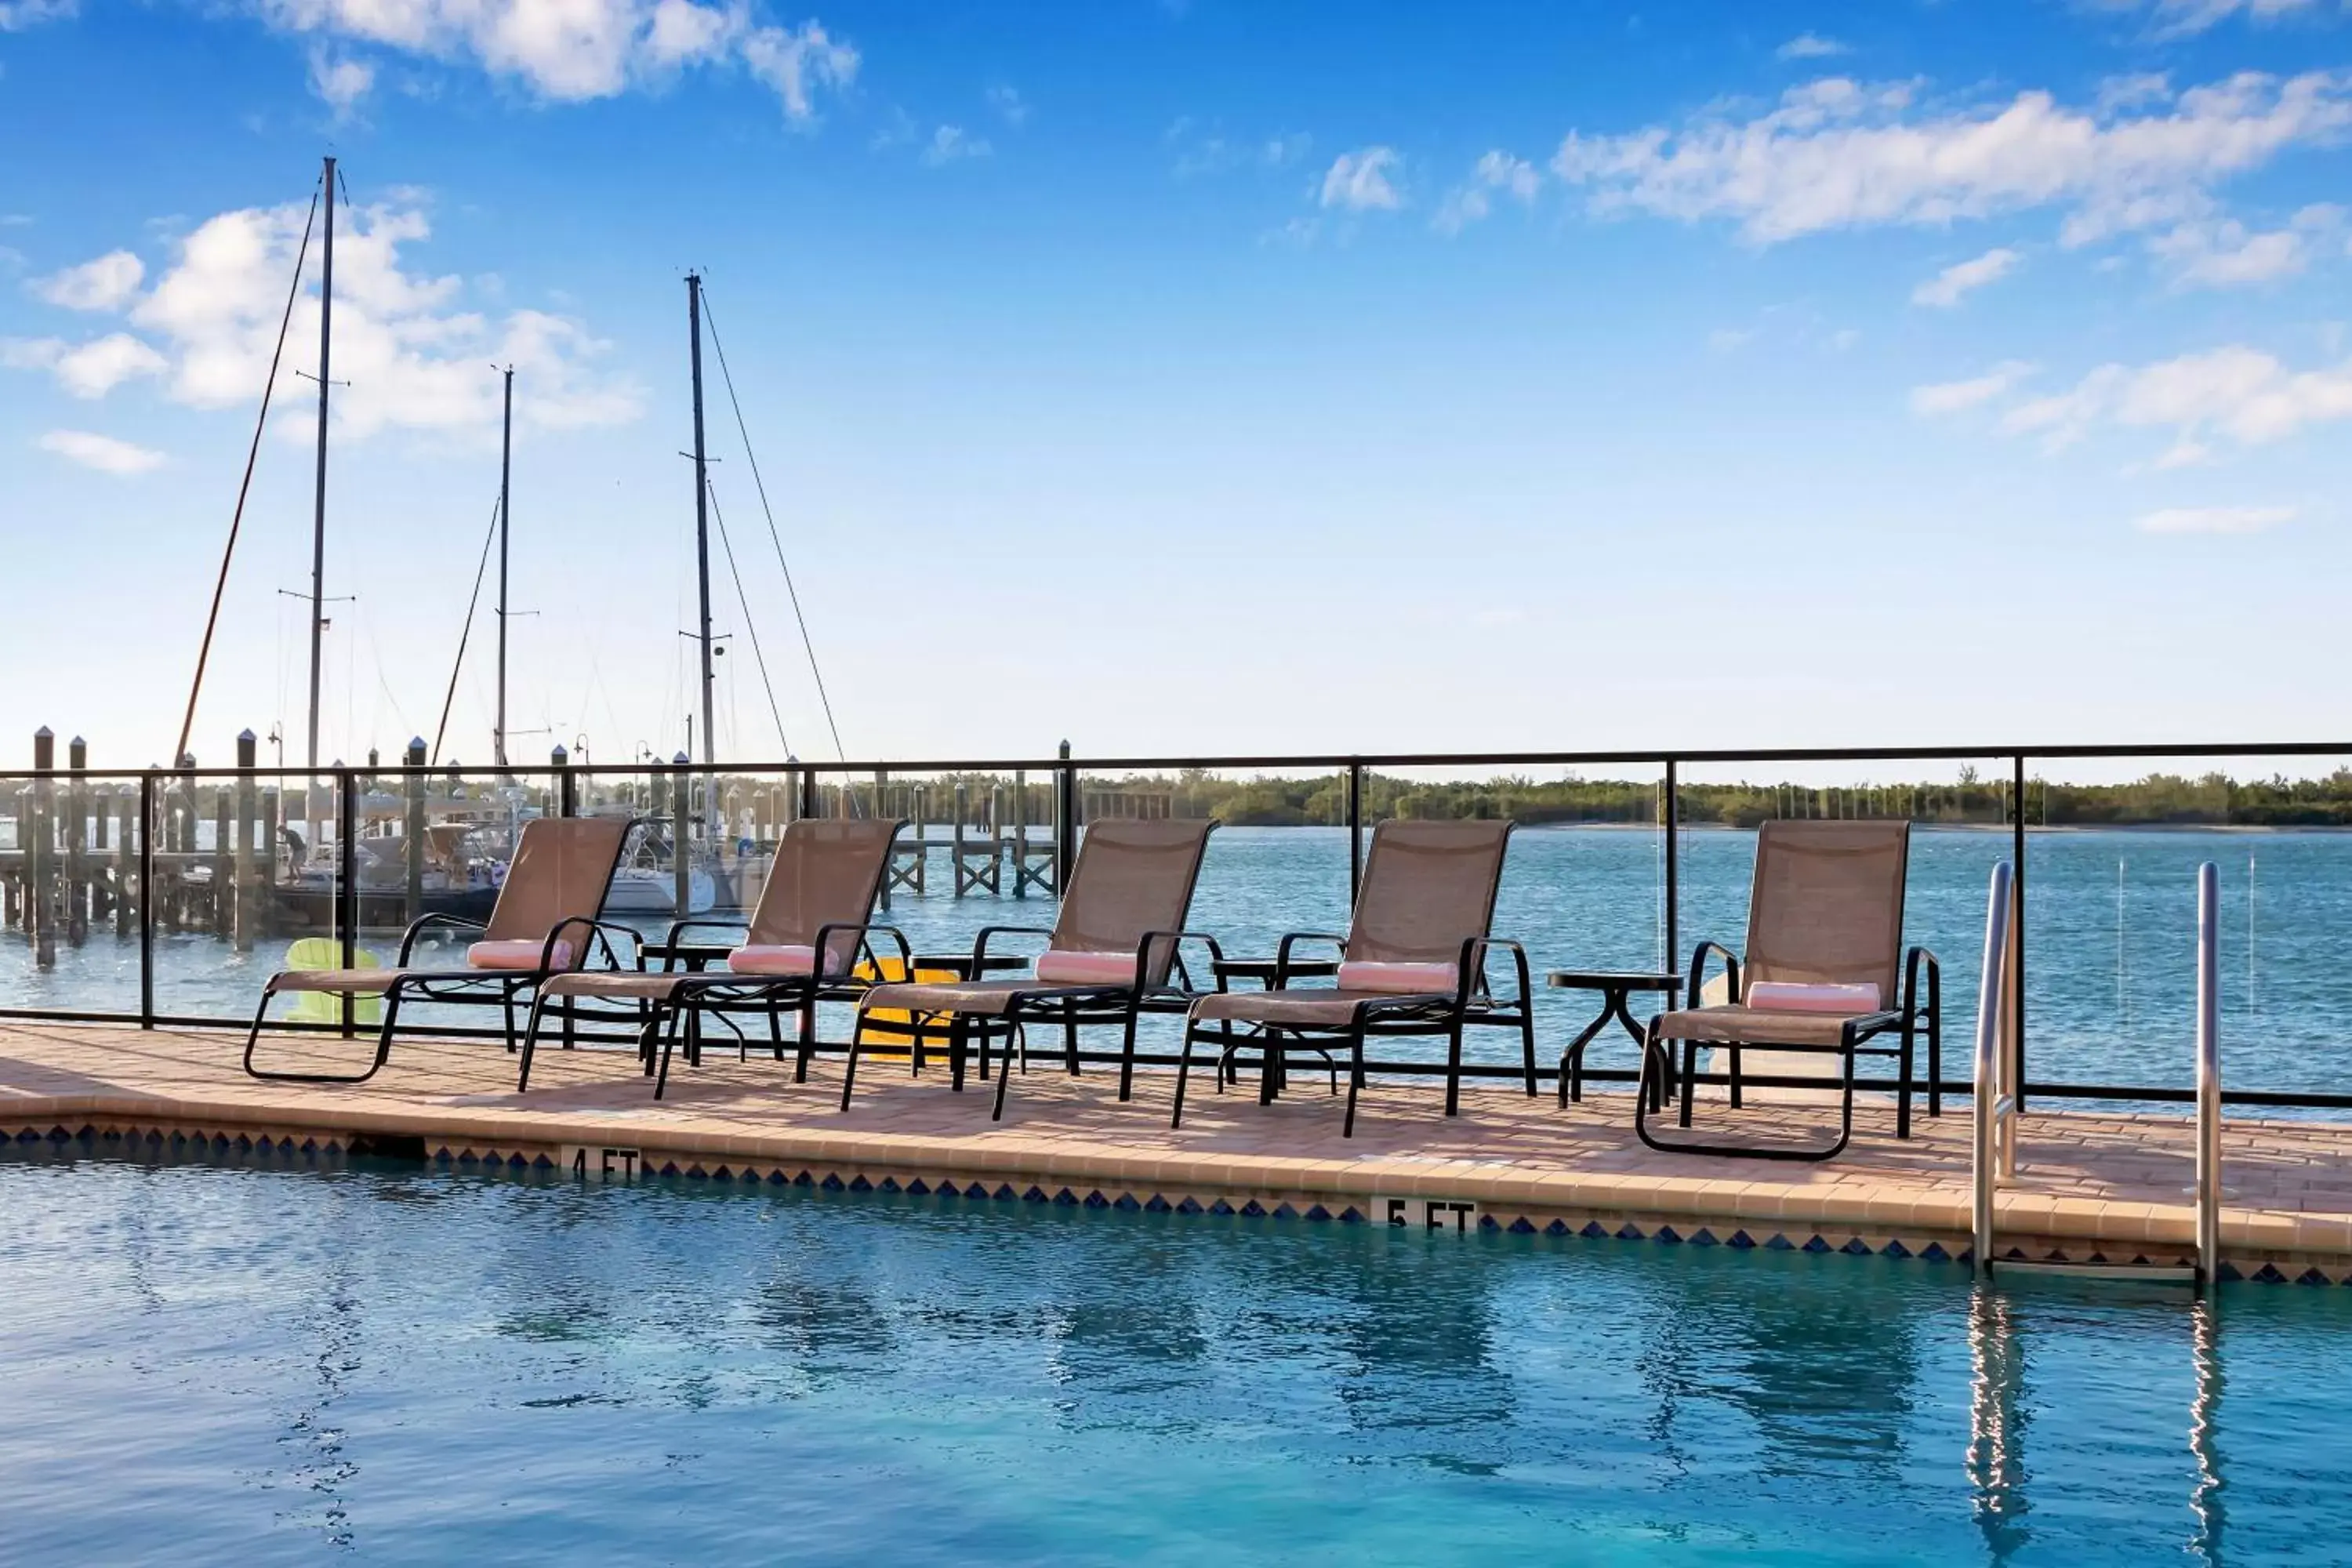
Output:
(5, 1149), (2346, 1563)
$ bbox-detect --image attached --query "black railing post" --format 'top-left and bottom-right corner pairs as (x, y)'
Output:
(1663, 757), (1680, 978)
(337, 764), (358, 1037)
(799, 766), (818, 821)
(1055, 740), (1077, 895)
(1346, 760), (1364, 902)
(552, 744), (574, 817)
(138, 770), (155, 1029)
(2013, 750), (2027, 1114)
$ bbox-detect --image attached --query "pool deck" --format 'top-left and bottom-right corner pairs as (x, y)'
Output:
(5, 1020), (2351, 1280)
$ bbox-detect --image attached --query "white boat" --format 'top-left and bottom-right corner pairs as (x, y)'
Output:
(601, 864), (717, 915)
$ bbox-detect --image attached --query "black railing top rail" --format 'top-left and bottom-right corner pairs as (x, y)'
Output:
(10, 738), (2352, 784)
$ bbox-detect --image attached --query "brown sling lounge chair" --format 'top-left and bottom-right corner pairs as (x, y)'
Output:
(1635, 818), (1942, 1162)
(843, 818), (1219, 1121)
(242, 815), (633, 1084)
(516, 817), (909, 1096)
(1173, 818), (1533, 1138)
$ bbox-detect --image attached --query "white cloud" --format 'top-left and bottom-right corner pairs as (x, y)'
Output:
(1910, 360), (2037, 415)
(1433, 151), (1539, 235)
(2122, 0), (2327, 38)
(2000, 345), (2352, 452)
(919, 125), (990, 165)
(38, 430), (164, 474)
(307, 48), (375, 114)
(986, 83), (1027, 125)
(249, 0), (855, 118)
(31, 249), (143, 310)
(739, 20), (857, 121)
(0, 0), (74, 28)
(1706, 327), (1754, 354)
(0, 198), (641, 439)
(1552, 70), (2352, 245)
(1777, 32), (1849, 60)
(4, 332), (169, 397)
(1912, 246), (2021, 307)
(2135, 503), (2296, 533)
(2150, 205), (2342, 285)
(1320, 147), (1402, 212)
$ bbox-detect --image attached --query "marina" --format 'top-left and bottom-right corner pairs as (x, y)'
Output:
(13, 7), (2352, 1557)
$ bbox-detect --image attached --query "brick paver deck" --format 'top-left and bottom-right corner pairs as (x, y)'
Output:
(4, 1021), (2349, 1276)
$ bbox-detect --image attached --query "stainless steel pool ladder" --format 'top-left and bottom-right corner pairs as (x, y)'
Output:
(1973, 859), (2223, 1287)
(1970, 862), (2019, 1273)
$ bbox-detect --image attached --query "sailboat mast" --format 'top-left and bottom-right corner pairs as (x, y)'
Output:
(686, 273), (717, 817)
(306, 154), (335, 775)
(495, 365), (512, 771)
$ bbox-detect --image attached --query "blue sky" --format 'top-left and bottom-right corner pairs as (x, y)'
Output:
(2, 0), (2348, 774)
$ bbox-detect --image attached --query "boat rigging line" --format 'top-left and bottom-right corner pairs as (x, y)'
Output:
(430, 492), (503, 767)
(696, 283), (849, 762)
(704, 474), (793, 760)
(173, 180), (320, 768)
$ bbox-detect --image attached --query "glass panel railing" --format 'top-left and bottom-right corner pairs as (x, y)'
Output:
(0, 771), (146, 1017)
(2021, 754), (2352, 1106)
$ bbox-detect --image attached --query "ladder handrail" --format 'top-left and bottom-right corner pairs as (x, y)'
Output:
(2196, 861), (2222, 1287)
(1972, 861), (2016, 1275)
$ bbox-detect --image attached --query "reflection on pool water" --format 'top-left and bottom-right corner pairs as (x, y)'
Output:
(5, 1149), (2347, 1564)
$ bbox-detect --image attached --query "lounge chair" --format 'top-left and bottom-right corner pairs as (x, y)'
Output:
(515, 817), (908, 1096)
(1172, 818), (1533, 1138)
(1635, 818), (1941, 1161)
(241, 815), (633, 1084)
(843, 818), (1219, 1120)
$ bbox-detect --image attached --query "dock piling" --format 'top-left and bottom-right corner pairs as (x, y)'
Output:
(234, 731), (257, 952)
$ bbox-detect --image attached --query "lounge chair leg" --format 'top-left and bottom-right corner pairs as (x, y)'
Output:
(1063, 1015), (1080, 1076)
(502, 995), (518, 1054)
(517, 996), (550, 1091)
(1896, 1024), (1915, 1140)
(1729, 1044), (1744, 1110)
(1117, 1007), (1139, 1102)
(838, 1015), (864, 1110)
(949, 1017), (968, 1093)
(793, 998), (815, 1083)
(993, 1024), (1014, 1122)
(561, 1004), (575, 1053)
(1341, 1028), (1365, 1138)
(1443, 1019), (1465, 1118)
(636, 1011), (662, 1082)
(656, 1006), (686, 1099)
(1519, 1005), (1538, 1098)
(768, 1000), (784, 1062)
(1679, 1039), (1698, 1128)
(1926, 1006), (1942, 1119)
(1171, 1022), (1198, 1128)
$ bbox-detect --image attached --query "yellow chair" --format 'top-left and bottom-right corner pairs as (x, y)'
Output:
(279, 938), (384, 1025)
(851, 953), (965, 1058)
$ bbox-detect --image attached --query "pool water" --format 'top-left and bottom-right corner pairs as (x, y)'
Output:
(5, 1150), (2348, 1563)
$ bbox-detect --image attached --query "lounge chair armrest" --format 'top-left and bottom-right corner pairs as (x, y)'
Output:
(1136, 929), (1227, 994)
(1275, 931), (1348, 985)
(546, 916), (641, 972)
(1904, 945), (1941, 1020)
(811, 920), (914, 978)
(1686, 940), (1742, 1009)
(973, 924), (1055, 971)
(1461, 936), (1531, 1007)
(1838, 1008), (1907, 1044)
(397, 912), (487, 965)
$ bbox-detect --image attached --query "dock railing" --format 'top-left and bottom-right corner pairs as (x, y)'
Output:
(5, 737), (2352, 1118)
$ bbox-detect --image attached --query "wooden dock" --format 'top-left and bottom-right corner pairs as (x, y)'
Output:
(5, 1021), (2350, 1283)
